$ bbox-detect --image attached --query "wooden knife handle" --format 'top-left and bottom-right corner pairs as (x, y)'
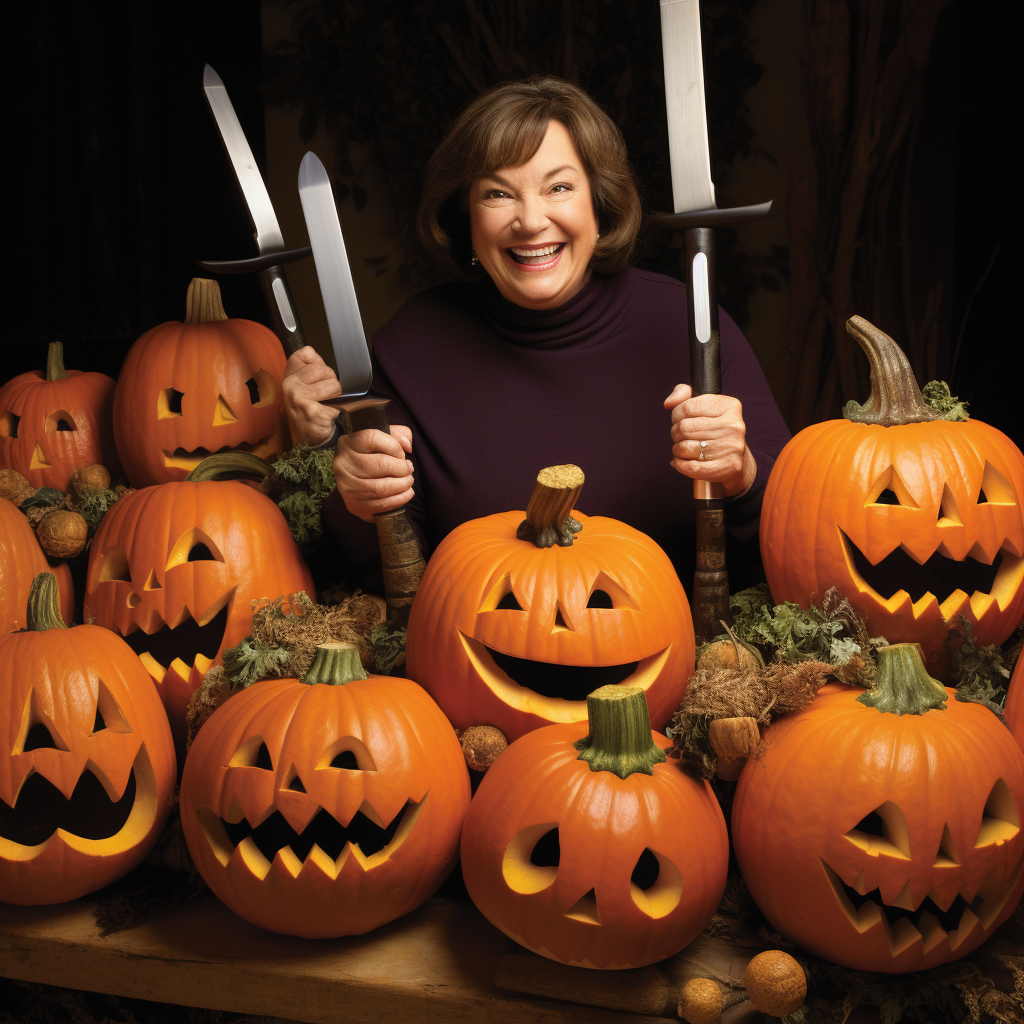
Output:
(348, 404), (426, 627)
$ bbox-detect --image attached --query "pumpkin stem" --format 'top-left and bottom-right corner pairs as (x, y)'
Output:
(303, 641), (369, 686)
(186, 451), (274, 482)
(184, 278), (229, 325)
(842, 316), (937, 425)
(857, 643), (947, 715)
(26, 573), (68, 631)
(45, 342), (69, 382)
(574, 685), (667, 778)
(516, 465), (585, 547)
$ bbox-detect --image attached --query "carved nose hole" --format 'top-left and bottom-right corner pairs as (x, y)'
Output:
(23, 723), (59, 751)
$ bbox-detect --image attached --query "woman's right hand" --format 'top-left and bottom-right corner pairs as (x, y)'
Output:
(333, 425), (415, 522)
(282, 346), (343, 447)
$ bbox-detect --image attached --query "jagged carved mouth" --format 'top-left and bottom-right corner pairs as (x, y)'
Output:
(822, 855), (1023, 955)
(0, 768), (137, 846)
(840, 531), (1021, 607)
(162, 435), (275, 470)
(123, 603), (229, 673)
(486, 648), (639, 701)
(197, 797), (424, 877)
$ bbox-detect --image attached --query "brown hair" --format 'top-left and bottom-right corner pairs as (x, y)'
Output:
(417, 76), (641, 279)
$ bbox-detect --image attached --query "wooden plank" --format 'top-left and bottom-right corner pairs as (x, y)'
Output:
(0, 895), (670, 1024)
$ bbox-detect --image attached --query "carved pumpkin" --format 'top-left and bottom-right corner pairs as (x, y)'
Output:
(82, 454), (314, 755)
(760, 317), (1024, 681)
(180, 642), (470, 938)
(1, 498), (74, 632)
(0, 574), (176, 904)
(0, 343), (121, 489)
(731, 644), (1024, 973)
(406, 466), (695, 742)
(113, 279), (288, 487)
(461, 685), (728, 968)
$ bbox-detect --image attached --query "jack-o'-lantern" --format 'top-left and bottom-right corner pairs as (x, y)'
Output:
(461, 685), (728, 968)
(113, 279), (288, 487)
(760, 317), (1024, 681)
(83, 454), (314, 755)
(180, 642), (470, 938)
(731, 643), (1024, 973)
(406, 466), (695, 742)
(1005, 652), (1024, 753)
(0, 574), (176, 904)
(1, 498), (74, 632)
(0, 343), (121, 491)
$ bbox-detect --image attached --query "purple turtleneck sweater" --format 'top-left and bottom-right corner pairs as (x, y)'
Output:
(324, 267), (791, 597)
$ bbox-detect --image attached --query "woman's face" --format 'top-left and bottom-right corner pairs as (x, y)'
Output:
(469, 120), (599, 310)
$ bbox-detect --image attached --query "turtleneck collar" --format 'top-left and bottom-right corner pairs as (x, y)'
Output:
(476, 269), (634, 349)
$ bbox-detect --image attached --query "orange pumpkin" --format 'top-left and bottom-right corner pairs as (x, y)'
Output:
(82, 455), (314, 755)
(406, 466), (694, 742)
(760, 317), (1024, 680)
(113, 279), (288, 487)
(461, 685), (728, 968)
(1005, 651), (1024, 753)
(731, 644), (1024, 973)
(0, 343), (121, 489)
(0, 574), (176, 904)
(1, 498), (74, 632)
(180, 642), (470, 938)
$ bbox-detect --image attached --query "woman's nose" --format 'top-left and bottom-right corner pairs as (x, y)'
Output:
(514, 195), (548, 234)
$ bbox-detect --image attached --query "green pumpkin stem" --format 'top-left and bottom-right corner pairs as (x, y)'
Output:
(186, 451), (274, 483)
(26, 573), (68, 631)
(857, 643), (947, 715)
(574, 685), (667, 778)
(842, 316), (937, 426)
(516, 464), (585, 548)
(184, 278), (229, 325)
(303, 642), (369, 686)
(45, 342), (69, 382)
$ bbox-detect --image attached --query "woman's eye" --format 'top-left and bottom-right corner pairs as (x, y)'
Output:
(485, 189), (510, 200)
(551, 183), (573, 194)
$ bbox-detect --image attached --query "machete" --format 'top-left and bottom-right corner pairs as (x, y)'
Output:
(199, 64), (310, 355)
(653, 0), (772, 640)
(298, 151), (426, 626)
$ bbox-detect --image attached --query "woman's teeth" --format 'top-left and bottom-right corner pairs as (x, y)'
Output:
(508, 244), (564, 265)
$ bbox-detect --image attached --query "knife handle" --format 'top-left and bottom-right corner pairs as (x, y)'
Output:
(258, 265), (306, 355)
(348, 404), (427, 627)
(684, 225), (730, 636)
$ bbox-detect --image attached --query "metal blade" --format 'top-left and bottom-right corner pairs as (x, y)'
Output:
(297, 151), (372, 397)
(203, 64), (285, 253)
(660, 0), (716, 214)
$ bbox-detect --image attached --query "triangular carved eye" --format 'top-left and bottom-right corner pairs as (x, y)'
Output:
(482, 573), (523, 612)
(868, 468), (918, 508)
(502, 823), (559, 894)
(975, 779), (1021, 846)
(13, 692), (69, 754)
(166, 529), (224, 569)
(158, 387), (184, 418)
(845, 801), (911, 859)
(93, 681), (131, 735)
(979, 463), (1017, 505)
(0, 412), (18, 438)
(229, 736), (274, 770)
(97, 547), (131, 583)
(587, 572), (639, 610)
(45, 410), (77, 433)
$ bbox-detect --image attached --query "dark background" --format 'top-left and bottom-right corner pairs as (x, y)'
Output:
(3, 0), (1016, 443)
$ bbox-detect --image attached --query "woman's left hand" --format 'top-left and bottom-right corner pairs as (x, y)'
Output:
(665, 384), (757, 497)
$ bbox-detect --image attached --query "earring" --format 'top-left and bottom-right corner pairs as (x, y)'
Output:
(471, 250), (479, 266)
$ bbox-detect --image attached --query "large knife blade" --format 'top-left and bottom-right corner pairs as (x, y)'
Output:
(297, 150), (425, 625)
(654, 0), (772, 640)
(199, 64), (309, 355)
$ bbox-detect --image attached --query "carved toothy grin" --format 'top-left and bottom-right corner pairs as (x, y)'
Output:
(122, 602), (230, 677)
(840, 531), (1024, 618)
(459, 633), (670, 715)
(196, 796), (425, 879)
(161, 434), (277, 472)
(822, 854), (1024, 956)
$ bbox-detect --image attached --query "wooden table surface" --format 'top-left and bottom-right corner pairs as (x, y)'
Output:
(0, 893), (674, 1024)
